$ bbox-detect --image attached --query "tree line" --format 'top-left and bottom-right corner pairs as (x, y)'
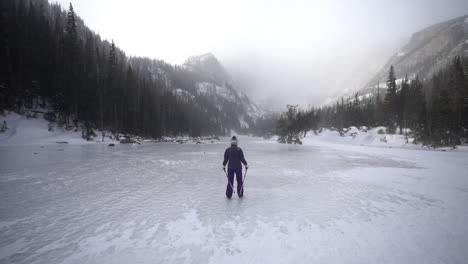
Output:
(0, 0), (251, 139)
(277, 58), (468, 147)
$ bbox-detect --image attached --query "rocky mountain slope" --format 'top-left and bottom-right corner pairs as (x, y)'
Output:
(127, 53), (262, 132)
(115, 51), (263, 134)
(359, 15), (468, 96)
(178, 53), (262, 129)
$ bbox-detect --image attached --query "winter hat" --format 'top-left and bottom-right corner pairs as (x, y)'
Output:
(230, 136), (238, 146)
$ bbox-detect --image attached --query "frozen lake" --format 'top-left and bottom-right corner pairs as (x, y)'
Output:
(1, 138), (468, 263)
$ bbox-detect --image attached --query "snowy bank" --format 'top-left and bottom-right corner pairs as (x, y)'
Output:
(0, 111), (116, 146)
(302, 127), (467, 151)
(0, 111), (223, 146)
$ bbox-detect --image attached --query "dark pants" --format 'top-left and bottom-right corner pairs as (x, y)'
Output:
(226, 167), (243, 198)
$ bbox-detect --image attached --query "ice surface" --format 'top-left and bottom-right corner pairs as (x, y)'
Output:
(1, 137), (468, 263)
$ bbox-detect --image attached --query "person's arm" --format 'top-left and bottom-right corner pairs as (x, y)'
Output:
(240, 149), (248, 167)
(223, 149), (229, 168)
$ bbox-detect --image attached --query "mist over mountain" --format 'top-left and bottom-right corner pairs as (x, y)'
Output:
(180, 53), (263, 128)
(359, 15), (468, 95)
(222, 44), (401, 109)
(49, 0), (468, 109)
(184, 53), (232, 85)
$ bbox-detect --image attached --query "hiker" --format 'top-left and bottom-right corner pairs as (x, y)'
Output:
(223, 136), (248, 198)
(0, 121), (7, 132)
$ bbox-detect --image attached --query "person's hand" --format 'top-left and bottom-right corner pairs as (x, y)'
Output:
(223, 166), (226, 171)
(245, 165), (249, 170)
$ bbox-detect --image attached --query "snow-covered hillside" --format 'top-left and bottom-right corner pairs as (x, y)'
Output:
(128, 53), (263, 133)
(0, 112), (118, 146)
(359, 15), (468, 97)
(181, 53), (263, 129)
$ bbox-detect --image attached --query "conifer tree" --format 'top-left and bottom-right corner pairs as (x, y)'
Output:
(64, 3), (79, 122)
(398, 75), (409, 134)
(374, 82), (384, 126)
(384, 65), (398, 133)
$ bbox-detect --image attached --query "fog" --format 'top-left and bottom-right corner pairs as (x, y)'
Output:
(53, 0), (468, 108)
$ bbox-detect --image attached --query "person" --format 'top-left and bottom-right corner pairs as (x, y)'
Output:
(223, 136), (248, 198)
(0, 121), (7, 132)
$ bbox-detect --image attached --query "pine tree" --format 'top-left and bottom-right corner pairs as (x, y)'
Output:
(277, 105), (302, 144)
(463, 58), (468, 137)
(106, 40), (118, 131)
(407, 77), (427, 142)
(66, 4), (78, 52)
(447, 57), (465, 141)
(398, 75), (409, 134)
(384, 65), (398, 133)
(62, 3), (79, 122)
(374, 82), (384, 126)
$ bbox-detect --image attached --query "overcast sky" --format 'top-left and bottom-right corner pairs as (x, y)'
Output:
(52, 0), (468, 108)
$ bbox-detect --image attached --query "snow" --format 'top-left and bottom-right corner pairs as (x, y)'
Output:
(197, 82), (234, 101)
(357, 93), (371, 101)
(238, 116), (250, 129)
(193, 82), (261, 122)
(1, 131), (468, 263)
(305, 127), (422, 149)
(186, 53), (216, 65)
(0, 112), (118, 146)
(173, 88), (195, 102)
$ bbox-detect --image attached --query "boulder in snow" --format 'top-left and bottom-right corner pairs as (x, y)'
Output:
(359, 126), (368, 132)
(345, 126), (360, 138)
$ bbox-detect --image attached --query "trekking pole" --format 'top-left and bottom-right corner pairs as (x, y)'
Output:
(224, 168), (236, 194)
(239, 167), (248, 195)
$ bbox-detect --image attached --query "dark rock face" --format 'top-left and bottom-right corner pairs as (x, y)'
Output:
(181, 53), (262, 132)
(184, 53), (232, 86)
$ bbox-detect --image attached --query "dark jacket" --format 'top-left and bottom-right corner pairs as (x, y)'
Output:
(223, 145), (248, 169)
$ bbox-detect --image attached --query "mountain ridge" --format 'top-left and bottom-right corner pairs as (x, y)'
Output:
(361, 15), (468, 93)
(0, 0), (262, 137)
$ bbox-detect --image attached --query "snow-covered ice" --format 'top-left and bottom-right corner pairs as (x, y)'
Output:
(1, 135), (468, 263)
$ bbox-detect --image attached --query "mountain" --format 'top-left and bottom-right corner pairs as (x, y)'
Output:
(184, 53), (232, 85)
(0, 0), (262, 137)
(181, 53), (262, 127)
(130, 53), (263, 132)
(359, 15), (468, 96)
